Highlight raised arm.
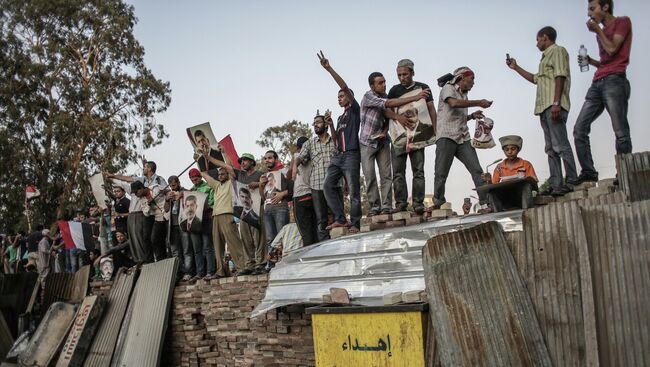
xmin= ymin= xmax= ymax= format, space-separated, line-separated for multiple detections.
xmin=446 ymin=97 xmax=492 ymax=109
xmin=324 ymin=110 xmax=338 ymax=147
xmin=587 ymin=18 xmax=627 ymax=57
xmin=506 ymin=58 xmax=535 ymax=84
xmin=317 ymin=50 xmax=354 ymax=103
xmin=104 ymin=173 xmax=134 ymax=183
xmin=202 ymin=149 xmax=235 ymax=178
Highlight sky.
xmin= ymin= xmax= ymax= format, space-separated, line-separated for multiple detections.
xmin=126 ymin=0 xmax=649 ymax=212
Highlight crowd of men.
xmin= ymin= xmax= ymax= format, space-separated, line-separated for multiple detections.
xmin=2 ymin=1 xmax=633 ymax=283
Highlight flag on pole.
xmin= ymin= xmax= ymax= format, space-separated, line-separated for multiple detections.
xmin=25 ymin=185 xmax=40 ymax=200
xmin=219 ymin=135 xmax=241 ymax=170
xmin=57 ymin=220 xmax=94 ymax=250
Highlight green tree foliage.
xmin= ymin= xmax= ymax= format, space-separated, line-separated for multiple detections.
xmin=255 ymin=120 xmax=311 ymax=164
xmin=0 ymin=0 xmax=171 ymax=230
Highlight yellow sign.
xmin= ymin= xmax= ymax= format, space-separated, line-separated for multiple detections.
xmin=311 ymin=310 xmax=426 ymax=367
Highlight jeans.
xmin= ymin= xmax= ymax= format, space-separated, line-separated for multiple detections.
xmin=69 ymin=248 xmax=86 ymax=273
xmin=151 ymin=220 xmax=167 ymax=261
xmin=311 ymin=189 xmax=331 ymax=242
xmin=434 ymin=138 xmax=486 ymax=205
xmin=360 ymin=142 xmax=393 ymax=212
xmin=263 ymin=206 xmax=290 ymax=246
xmin=169 ymin=225 xmax=194 ymax=276
xmin=324 ymin=150 xmax=361 ymax=228
xmin=540 ymin=107 xmax=578 ymax=189
xmin=574 ymin=73 xmax=632 ymax=176
xmin=190 ymin=232 xmax=216 ymax=276
xmin=293 ymin=195 xmax=318 ymax=246
xmin=392 ymin=147 xmax=425 ymax=210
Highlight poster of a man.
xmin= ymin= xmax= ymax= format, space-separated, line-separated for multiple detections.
xmin=263 ymin=171 xmax=282 ymax=205
xmin=233 ymin=186 xmax=261 ymax=228
xmin=389 ymin=89 xmax=436 ymax=155
xmin=187 ymin=122 xmax=225 ymax=175
xmin=179 ymin=190 xmax=207 ymax=233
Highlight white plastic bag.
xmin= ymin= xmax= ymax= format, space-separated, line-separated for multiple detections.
xmin=471 ymin=116 xmax=495 ymax=149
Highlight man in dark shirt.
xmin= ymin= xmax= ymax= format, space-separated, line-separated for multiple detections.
xmin=317 ymin=51 xmax=362 ymax=233
xmin=387 ymin=59 xmax=437 ymax=214
xmin=111 ymin=186 xmax=130 ymax=237
xmin=26 ymin=225 xmax=44 ymax=253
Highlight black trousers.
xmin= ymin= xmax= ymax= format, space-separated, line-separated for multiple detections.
xmin=294 ymin=194 xmax=318 ymax=246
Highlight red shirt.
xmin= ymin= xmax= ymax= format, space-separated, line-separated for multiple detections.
xmin=594 ymin=16 xmax=633 ymax=81
xmin=492 ymin=158 xmax=538 ymax=184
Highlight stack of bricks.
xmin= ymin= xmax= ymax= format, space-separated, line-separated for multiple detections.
xmin=534 ymin=178 xmax=618 ymax=206
xmin=166 ymin=274 xmax=315 ymax=367
xmin=359 ymin=211 xmax=424 ymax=233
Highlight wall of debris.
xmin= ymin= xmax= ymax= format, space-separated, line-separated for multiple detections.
xmin=91 ymin=274 xmax=316 ymax=367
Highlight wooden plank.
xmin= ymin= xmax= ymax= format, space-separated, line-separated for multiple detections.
xmin=422 ymin=222 xmax=552 ymax=366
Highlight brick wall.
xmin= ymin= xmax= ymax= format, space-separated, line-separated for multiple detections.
xmin=93 ymin=275 xmax=316 ymax=367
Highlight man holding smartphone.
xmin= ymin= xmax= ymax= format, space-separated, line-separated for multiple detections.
xmin=506 ymin=26 xmax=578 ymax=196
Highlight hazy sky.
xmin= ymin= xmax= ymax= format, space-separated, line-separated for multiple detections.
xmin=127 ymin=0 xmax=649 ymax=212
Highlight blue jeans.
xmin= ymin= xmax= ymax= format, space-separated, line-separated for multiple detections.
xmin=312 ymin=189 xmax=331 ymax=242
xmin=190 ymin=232 xmax=216 ymax=276
xmin=574 ymin=73 xmax=632 ymax=176
xmin=170 ymin=226 xmax=194 ymax=276
xmin=540 ymin=107 xmax=578 ymax=189
xmin=263 ymin=206 xmax=290 ymax=246
xmin=323 ymin=150 xmax=361 ymax=228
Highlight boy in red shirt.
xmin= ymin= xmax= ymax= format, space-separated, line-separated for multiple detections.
xmin=490 ymin=135 xmax=538 ymax=184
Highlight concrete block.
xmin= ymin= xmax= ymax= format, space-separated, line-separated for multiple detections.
xmin=329 ymin=227 xmax=348 ymax=239
xmin=564 ymin=190 xmax=588 ymax=201
xmin=405 ymin=216 xmax=424 ymax=226
xmin=360 ymin=217 xmax=372 ymax=226
xmin=588 ymin=185 xmax=614 ymax=198
xmin=573 ymin=181 xmax=597 ymax=191
xmin=322 ymin=294 xmax=332 ymax=303
xmin=440 ymin=202 xmax=453 ymax=210
xmin=360 ymin=225 xmax=371 ymax=233
xmin=533 ymin=195 xmax=555 ymax=206
xmin=430 ymin=209 xmax=453 ymax=220
xmin=391 ymin=211 xmax=411 ymax=221
xmin=382 ymin=292 xmax=403 ymax=305
xmin=598 ymin=178 xmax=617 ymax=188
xmin=401 ymin=290 xmax=423 ymax=303
xmin=361 ymin=222 xmax=387 ymax=232
xmin=419 ymin=291 xmax=428 ymax=303
xmin=371 ymin=214 xmax=392 ymax=223
xmin=329 ymin=288 xmax=350 ymax=304
xmin=385 ymin=220 xmax=405 ymax=228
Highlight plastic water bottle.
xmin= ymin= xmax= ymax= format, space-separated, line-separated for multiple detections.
xmin=579 ymin=45 xmax=589 ymax=72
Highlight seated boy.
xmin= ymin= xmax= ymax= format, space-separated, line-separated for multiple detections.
xmin=481 ymin=135 xmax=538 ymax=211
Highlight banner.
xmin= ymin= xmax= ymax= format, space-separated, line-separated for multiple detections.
xmin=388 ymin=88 xmax=436 ymax=156
xmin=233 ymin=181 xmax=262 ymax=229
xmin=89 ymin=173 xmax=109 ymax=209
xmin=179 ymin=190 xmax=208 ymax=233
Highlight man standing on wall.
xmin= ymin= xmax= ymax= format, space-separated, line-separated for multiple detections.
xmin=574 ymin=0 xmax=633 ymax=184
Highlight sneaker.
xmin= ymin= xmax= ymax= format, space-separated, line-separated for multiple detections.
xmin=573 ymin=173 xmax=598 ymax=185
xmin=238 ymin=268 xmax=254 ymax=275
xmin=413 ymin=206 xmax=425 ymax=215
xmin=539 ymin=187 xmax=554 ymax=196
xmin=181 ymin=274 xmax=192 ymax=282
xmin=204 ymin=274 xmax=220 ymax=281
xmin=380 ymin=208 xmax=392 ymax=215
xmin=392 ymin=206 xmax=408 ymax=214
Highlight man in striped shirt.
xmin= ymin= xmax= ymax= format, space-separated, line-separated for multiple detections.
xmin=507 ymin=26 xmax=578 ymax=196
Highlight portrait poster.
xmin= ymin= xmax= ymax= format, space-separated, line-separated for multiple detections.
xmin=388 ymin=88 xmax=436 ymax=156
xmin=89 ymin=173 xmax=109 ymax=209
xmin=179 ymin=190 xmax=208 ymax=233
xmin=233 ymin=181 xmax=262 ymax=229
xmin=100 ymin=257 xmax=113 ymax=281
xmin=186 ymin=123 xmax=241 ymax=175
xmin=262 ymin=171 xmax=283 ymax=207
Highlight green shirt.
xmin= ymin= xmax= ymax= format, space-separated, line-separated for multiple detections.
xmin=533 ymin=44 xmax=571 ymax=115
xmin=191 ymin=181 xmax=215 ymax=208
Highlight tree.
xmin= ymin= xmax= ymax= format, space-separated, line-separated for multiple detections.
xmin=256 ymin=120 xmax=311 ymax=164
xmin=0 ymin=0 xmax=171 ymax=231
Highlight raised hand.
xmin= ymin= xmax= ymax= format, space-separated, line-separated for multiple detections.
xmin=506 ymin=57 xmax=518 ymax=69
xmin=586 ymin=18 xmax=599 ymax=33
xmin=317 ymin=50 xmax=330 ymax=69
xmin=478 ymin=99 xmax=492 ymax=108
xmin=324 ymin=110 xmax=333 ymax=126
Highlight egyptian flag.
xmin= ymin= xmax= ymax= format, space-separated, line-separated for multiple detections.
xmin=57 ymin=220 xmax=94 ymax=250
xmin=25 ymin=185 xmax=40 ymax=200
xmin=218 ymin=135 xmax=241 ymax=170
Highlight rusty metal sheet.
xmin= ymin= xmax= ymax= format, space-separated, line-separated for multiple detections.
xmin=55 ymin=295 xmax=106 ymax=367
xmin=112 ymin=258 xmax=178 ymax=367
xmin=42 ymin=266 xmax=90 ymax=312
xmin=580 ymin=200 xmax=650 ymax=367
xmin=422 ymin=222 xmax=552 ymax=366
xmin=616 ymin=151 xmax=650 ymax=202
xmin=84 ymin=268 xmax=137 ymax=367
xmin=18 ymin=302 xmax=77 ymax=367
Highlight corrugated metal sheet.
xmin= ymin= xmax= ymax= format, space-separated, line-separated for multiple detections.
xmin=580 ymin=200 xmax=650 ymax=367
xmin=422 ymin=221 xmax=552 ymax=366
xmin=42 ymin=266 xmax=90 ymax=312
xmin=616 ymin=151 xmax=650 ymax=202
xmin=113 ymin=258 xmax=178 ymax=367
xmin=18 ymin=302 xmax=77 ymax=367
xmin=0 ymin=272 xmax=38 ymax=337
xmin=0 ymin=312 xmax=13 ymax=359
xmin=84 ymin=268 xmax=137 ymax=367
xmin=252 ymin=210 xmax=523 ymax=317
xmin=110 ymin=281 xmax=138 ymax=367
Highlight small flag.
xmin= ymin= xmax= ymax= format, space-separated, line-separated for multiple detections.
xmin=219 ymin=135 xmax=241 ymax=170
xmin=25 ymin=185 xmax=40 ymax=200
xmin=57 ymin=220 xmax=95 ymax=251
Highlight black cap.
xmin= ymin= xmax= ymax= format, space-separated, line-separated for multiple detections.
xmin=130 ymin=181 xmax=144 ymax=192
